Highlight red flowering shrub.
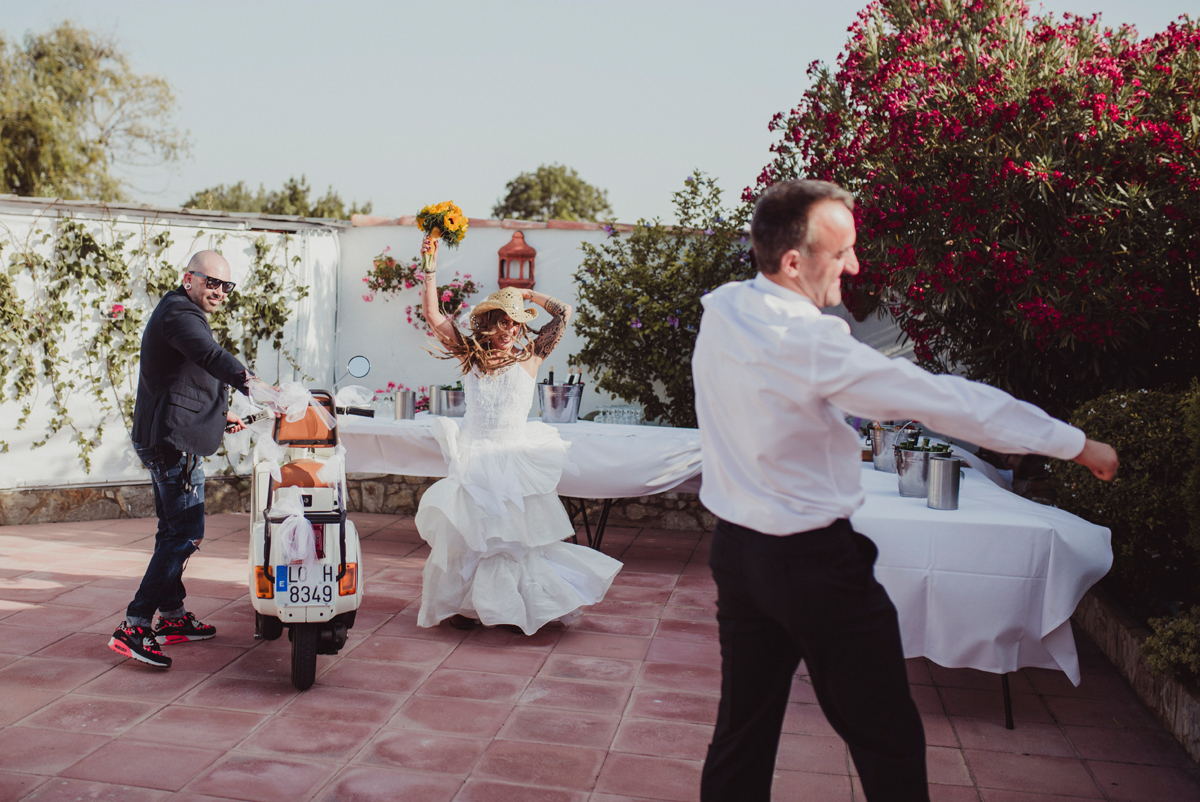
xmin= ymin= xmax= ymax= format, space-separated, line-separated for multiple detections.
xmin=751 ymin=0 xmax=1199 ymax=415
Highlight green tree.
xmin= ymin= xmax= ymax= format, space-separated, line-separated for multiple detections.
xmin=573 ymin=171 xmax=749 ymax=428
xmin=0 ymin=22 xmax=189 ymax=201
xmin=492 ymin=163 xmax=612 ymax=222
xmin=184 ymin=174 xmax=371 ymax=220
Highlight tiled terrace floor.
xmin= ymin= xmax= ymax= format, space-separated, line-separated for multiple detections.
xmin=1 ymin=512 xmax=1198 ymax=802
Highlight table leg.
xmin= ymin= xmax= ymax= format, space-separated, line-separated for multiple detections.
xmin=560 ymin=497 xmax=616 ymax=552
xmin=591 ymin=499 xmax=615 ymax=551
xmin=1002 ymin=673 xmax=1014 ymax=730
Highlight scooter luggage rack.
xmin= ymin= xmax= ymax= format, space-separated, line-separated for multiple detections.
xmin=259 ymin=390 xmax=350 ymax=584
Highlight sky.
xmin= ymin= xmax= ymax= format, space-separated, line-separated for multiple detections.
xmin=2 ymin=0 xmax=1193 ymax=223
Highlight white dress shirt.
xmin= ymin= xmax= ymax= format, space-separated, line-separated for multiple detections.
xmin=692 ymin=274 xmax=1086 ymax=536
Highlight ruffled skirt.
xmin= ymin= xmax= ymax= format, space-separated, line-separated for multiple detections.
xmin=415 ymin=417 xmax=622 ymax=634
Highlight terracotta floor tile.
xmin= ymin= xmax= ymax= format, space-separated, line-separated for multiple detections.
xmin=20 ymin=694 xmax=159 ymax=736
xmin=951 ymin=717 xmax=1075 ymax=757
xmin=612 ymin=717 xmax=714 ymax=761
xmin=659 ymin=605 xmax=714 ymax=623
xmin=279 ymin=684 xmax=402 ymax=725
xmin=1043 ymin=694 xmax=1161 ymax=730
xmin=610 ymin=572 xmax=678 ymax=590
xmin=20 ymin=778 xmax=171 ymax=801
xmin=908 ymin=658 xmax=936 ymax=685
xmin=0 ymin=687 xmax=61 ymax=727
xmin=123 ymin=706 xmax=265 ymax=750
xmin=922 ymin=714 xmax=960 ymax=748
xmin=453 ymin=778 xmax=588 ymax=801
xmin=314 ymin=766 xmax=461 ymax=802
xmin=316 ymin=657 xmax=431 ymax=694
xmin=594 ymin=752 xmax=703 ymax=801
xmin=539 ymin=653 xmax=641 ymax=685
xmin=177 ymin=675 xmax=299 ymax=714
xmin=929 ymin=663 xmax=1034 ymax=693
xmin=184 ymin=754 xmax=337 ymax=802
xmin=76 ymin=666 xmax=207 ymax=701
xmin=442 ymin=644 xmax=548 ymax=675
xmin=653 ymin=618 xmax=718 ymax=643
xmin=499 ymin=706 xmax=620 ymax=749
xmin=61 ymin=739 xmax=221 ymax=791
xmin=938 ymin=688 xmax=1053 ymax=724
xmin=772 ymin=732 xmax=850 ymax=775
xmin=465 ymin=625 xmax=564 ymax=650
xmin=520 ymin=678 xmax=632 ymax=714
xmin=964 ymin=750 xmax=1102 ymax=798
xmin=585 ymin=599 xmax=664 ymax=619
xmin=358 ymin=728 xmax=488 ymax=774
xmin=31 ymin=632 xmax=126 ymax=665
xmin=0 ymin=770 xmax=45 ymax=801
xmin=602 ymin=585 xmax=672 ymax=605
xmin=927 ymin=745 xmax=975 ymax=786
xmin=157 ymin=643 xmax=247 ymax=674
xmin=978 ymin=790 xmax=1096 ymax=802
xmin=626 ymin=688 xmax=719 ymax=725
xmin=349 ymin=634 xmax=458 ymax=664
xmin=928 ymin=783 xmax=983 ymax=801
xmin=1086 ymin=760 xmax=1200 ymax=802
xmin=219 ymin=642 xmax=292 ymax=680
xmin=44 ymin=584 xmax=134 ymax=612
xmin=4 ymin=603 xmax=114 ymax=631
xmin=415 ymin=668 xmax=529 ymax=702
xmin=575 ymin=614 xmax=659 ymax=638
xmin=782 ymin=702 xmax=839 ymax=737
xmin=0 ymin=624 xmax=72 ymax=656
xmin=643 ymin=638 xmax=721 ymax=669
xmin=771 ymin=769 xmax=855 ymax=801
xmin=473 ymin=740 xmax=606 ymax=790
xmin=0 ymin=727 xmax=110 ymax=774
xmin=387 ymin=696 xmax=513 ymax=737
xmin=1064 ymin=724 xmax=1194 ymax=767
xmin=666 ymin=588 xmax=716 ymax=609
xmin=238 ymin=714 xmax=378 ymax=759
xmin=553 ymin=631 xmax=650 ymax=661
xmin=0 ymin=656 xmax=111 ymax=692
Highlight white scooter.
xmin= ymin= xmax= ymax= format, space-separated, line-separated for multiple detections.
xmin=246 ymin=389 xmax=370 ymax=690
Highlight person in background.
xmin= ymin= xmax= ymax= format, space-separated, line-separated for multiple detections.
xmin=109 ymin=250 xmax=263 ymax=668
xmin=691 ymin=179 xmax=1118 ymax=802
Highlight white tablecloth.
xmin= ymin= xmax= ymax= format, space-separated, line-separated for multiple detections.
xmin=338 ymin=414 xmax=1111 ymax=683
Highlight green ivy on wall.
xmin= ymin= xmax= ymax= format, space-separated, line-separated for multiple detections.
xmin=0 ymin=213 xmax=309 ymax=473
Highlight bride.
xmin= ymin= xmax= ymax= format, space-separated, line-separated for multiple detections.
xmin=414 ymin=237 xmax=622 ymax=634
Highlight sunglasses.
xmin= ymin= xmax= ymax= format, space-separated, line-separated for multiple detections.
xmin=188 ymin=271 xmax=236 ymax=294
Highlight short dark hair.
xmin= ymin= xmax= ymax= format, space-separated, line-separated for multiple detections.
xmin=750 ymin=180 xmax=854 ymax=275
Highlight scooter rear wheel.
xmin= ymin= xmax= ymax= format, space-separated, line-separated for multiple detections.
xmin=291 ymin=623 xmax=318 ymax=690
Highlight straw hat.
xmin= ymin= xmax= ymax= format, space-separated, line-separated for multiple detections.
xmin=469 ymin=287 xmax=538 ymax=325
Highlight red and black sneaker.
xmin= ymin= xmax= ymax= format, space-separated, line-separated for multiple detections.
xmin=108 ymin=621 xmax=171 ymax=668
xmin=154 ymin=612 xmax=216 ymax=644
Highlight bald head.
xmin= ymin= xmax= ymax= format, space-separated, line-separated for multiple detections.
xmin=183 ymin=250 xmax=234 ymax=314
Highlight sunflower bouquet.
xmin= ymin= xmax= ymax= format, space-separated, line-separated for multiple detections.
xmin=416 ymin=201 xmax=468 ymax=273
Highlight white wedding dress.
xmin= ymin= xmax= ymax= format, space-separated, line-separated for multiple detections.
xmin=415 ymin=364 xmax=622 ymax=634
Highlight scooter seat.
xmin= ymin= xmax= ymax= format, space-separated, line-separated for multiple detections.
xmin=277 ymin=459 xmax=330 ymax=489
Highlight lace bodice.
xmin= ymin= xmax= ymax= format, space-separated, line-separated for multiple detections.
xmin=461 ymin=365 xmax=535 ymax=442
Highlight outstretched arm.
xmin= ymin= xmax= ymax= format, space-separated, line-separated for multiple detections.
xmin=420 ymin=238 xmax=458 ymax=343
xmin=523 ymin=289 xmax=571 ymax=365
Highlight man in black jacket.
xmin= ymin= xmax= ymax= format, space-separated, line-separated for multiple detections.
xmin=109 ymin=250 xmax=258 ymax=668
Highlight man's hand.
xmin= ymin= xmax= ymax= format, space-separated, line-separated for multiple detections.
xmin=1073 ymin=438 xmax=1118 ymax=481
xmin=225 ymin=410 xmax=246 ymax=433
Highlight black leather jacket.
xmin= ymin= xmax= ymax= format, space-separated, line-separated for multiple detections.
xmin=130 ymin=288 xmax=250 ymax=456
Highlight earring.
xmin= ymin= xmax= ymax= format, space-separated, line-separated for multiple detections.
xmin=184 ymin=284 xmax=191 ymax=290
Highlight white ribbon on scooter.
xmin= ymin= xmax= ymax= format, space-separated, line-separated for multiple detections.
xmin=315 ymin=443 xmax=347 ymax=486
xmin=335 ymin=385 xmax=374 ymax=408
xmin=273 ymin=486 xmax=318 ymax=565
xmin=248 ymin=379 xmax=337 ymax=429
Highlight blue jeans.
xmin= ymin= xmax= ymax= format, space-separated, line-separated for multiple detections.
xmin=126 ymin=442 xmax=206 ymax=628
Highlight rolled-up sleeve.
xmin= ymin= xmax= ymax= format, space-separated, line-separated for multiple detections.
xmin=162 ymin=305 xmax=250 ymax=395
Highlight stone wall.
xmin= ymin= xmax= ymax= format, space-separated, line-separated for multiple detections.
xmin=1072 ymin=587 xmax=1200 ymax=763
xmin=0 ymin=473 xmax=716 ymax=534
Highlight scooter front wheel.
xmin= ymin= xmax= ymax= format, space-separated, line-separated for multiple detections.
xmin=291 ymin=623 xmax=318 ymax=690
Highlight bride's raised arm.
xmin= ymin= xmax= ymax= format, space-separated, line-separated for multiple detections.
xmin=524 ymin=289 xmax=571 ymax=365
xmin=420 ymin=238 xmax=458 ymax=343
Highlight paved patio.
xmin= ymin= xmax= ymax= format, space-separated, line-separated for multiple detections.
xmin=1 ymin=512 xmax=1198 ymax=801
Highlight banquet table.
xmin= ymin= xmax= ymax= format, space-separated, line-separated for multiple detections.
xmin=338 ymin=414 xmax=1111 ymax=686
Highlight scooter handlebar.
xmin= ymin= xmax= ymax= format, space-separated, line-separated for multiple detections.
xmin=336 ymin=406 xmax=375 ymax=418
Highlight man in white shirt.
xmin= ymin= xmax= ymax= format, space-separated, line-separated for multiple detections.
xmin=692 ymin=179 xmax=1118 ymax=802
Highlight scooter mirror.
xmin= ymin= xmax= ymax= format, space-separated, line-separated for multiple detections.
xmin=346 ymin=355 xmax=370 ymax=379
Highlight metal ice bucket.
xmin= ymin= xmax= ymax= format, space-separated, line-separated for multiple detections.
xmin=871 ymin=426 xmax=918 ymax=473
xmin=439 ymin=389 xmax=466 ymax=417
xmin=927 ymin=456 xmax=963 ymax=510
xmin=394 ymin=391 xmax=415 ymax=420
xmin=895 ymin=447 xmax=932 ymax=498
xmin=538 ymin=383 xmax=583 ymax=424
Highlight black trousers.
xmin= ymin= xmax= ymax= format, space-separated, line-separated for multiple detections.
xmin=700 ymin=518 xmax=929 ymax=802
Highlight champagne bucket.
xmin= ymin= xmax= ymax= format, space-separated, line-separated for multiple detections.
xmin=871 ymin=426 xmax=918 ymax=473
xmin=895 ymin=448 xmax=932 ymax=498
xmin=927 ymin=456 xmax=963 ymax=510
xmin=440 ymin=389 xmax=466 ymax=417
xmin=538 ymin=383 xmax=583 ymax=424
xmin=394 ymin=391 xmax=415 ymax=420
xmin=429 ymin=388 xmax=442 ymax=416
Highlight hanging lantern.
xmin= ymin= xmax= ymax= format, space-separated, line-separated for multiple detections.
xmin=497 ymin=231 xmax=536 ymax=290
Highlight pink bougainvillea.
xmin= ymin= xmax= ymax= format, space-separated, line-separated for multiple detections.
xmin=362 ymin=249 xmax=479 ymax=336
xmin=750 ymin=0 xmax=1199 ymax=414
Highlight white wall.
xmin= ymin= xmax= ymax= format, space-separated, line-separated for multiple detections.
xmin=0 ymin=206 xmax=340 ymax=489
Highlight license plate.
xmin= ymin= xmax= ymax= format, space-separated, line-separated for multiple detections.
xmin=275 ymin=564 xmax=336 ymax=606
